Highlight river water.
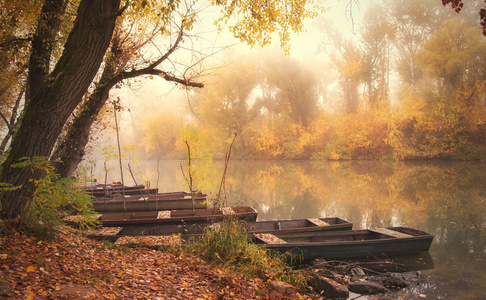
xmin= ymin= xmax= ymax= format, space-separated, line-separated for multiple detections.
xmin=89 ymin=159 xmax=486 ymax=299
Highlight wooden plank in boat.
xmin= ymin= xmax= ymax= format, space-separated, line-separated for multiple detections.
xmin=370 ymin=228 xmax=413 ymax=238
xmin=307 ymin=218 xmax=330 ymax=226
xmin=157 ymin=210 xmax=171 ymax=219
xmin=221 ymin=207 xmax=236 ymax=216
xmin=254 ymin=233 xmax=287 ymax=244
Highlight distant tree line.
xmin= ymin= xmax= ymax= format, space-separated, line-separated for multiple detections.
xmin=141 ymin=0 xmax=486 ymax=161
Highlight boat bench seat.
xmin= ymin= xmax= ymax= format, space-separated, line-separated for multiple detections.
xmin=157 ymin=210 xmax=171 ymax=219
xmin=254 ymin=233 xmax=287 ymax=244
xmin=221 ymin=207 xmax=236 ymax=216
xmin=370 ymin=228 xmax=413 ymax=238
xmin=307 ymin=218 xmax=330 ymax=226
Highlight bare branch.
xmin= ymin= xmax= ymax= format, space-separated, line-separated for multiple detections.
xmin=215 ymin=133 xmax=237 ymax=208
xmin=109 ymin=20 xmax=204 ymax=88
xmin=345 ymin=0 xmax=361 ymax=34
xmin=146 ymin=21 xmax=186 ymax=70
xmin=0 ymin=112 xmax=10 ymax=132
xmin=116 ymin=3 xmax=129 ymax=16
xmin=157 ymin=70 xmax=204 ymax=88
xmin=0 ymin=37 xmax=31 ymax=49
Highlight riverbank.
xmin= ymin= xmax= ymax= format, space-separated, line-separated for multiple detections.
xmin=0 ymin=223 xmax=315 ymax=299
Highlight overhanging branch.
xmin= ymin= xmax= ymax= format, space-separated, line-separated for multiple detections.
xmin=152 ymin=69 xmax=204 ymax=88
xmin=105 ymin=20 xmax=203 ymax=89
xmin=147 ymin=21 xmax=186 ymax=70
xmin=0 ymin=37 xmax=31 ymax=49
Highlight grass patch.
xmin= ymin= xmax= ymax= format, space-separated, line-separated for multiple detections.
xmin=183 ymin=218 xmax=308 ymax=288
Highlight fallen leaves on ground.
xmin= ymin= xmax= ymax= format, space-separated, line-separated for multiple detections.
xmin=0 ymin=223 xmax=317 ymax=299
xmin=114 ymin=235 xmax=181 ymax=247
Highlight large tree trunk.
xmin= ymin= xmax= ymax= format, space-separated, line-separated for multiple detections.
xmin=52 ymin=69 xmax=117 ymax=178
xmin=27 ymin=0 xmax=69 ymax=103
xmin=344 ymin=79 xmax=359 ymax=114
xmin=0 ymin=0 xmax=120 ymax=219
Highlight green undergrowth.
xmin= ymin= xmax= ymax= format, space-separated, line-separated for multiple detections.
xmin=182 ymin=218 xmax=309 ymax=289
xmin=0 ymin=157 xmax=99 ymax=237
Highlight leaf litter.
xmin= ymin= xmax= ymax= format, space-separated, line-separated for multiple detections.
xmin=0 ymin=223 xmax=317 ymax=299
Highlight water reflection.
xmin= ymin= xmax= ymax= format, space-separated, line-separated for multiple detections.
xmin=356 ymin=252 xmax=435 ymax=273
xmin=89 ymin=159 xmax=486 ymax=299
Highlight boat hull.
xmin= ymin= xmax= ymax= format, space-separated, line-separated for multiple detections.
xmin=254 ymin=227 xmax=434 ymax=262
xmin=119 ymin=217 xmax=353 ymax=235
xmin=84 ymin=184 xmax=159 ymax=197
xmin=88 ymin=188 xmax=160 ymax=197
xmin=92 ymin=192 xmax=208 ymax=212
xmin=100 ymin=206 xmax=258 ymax=226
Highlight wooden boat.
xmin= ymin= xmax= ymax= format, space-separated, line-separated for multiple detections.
xmin=253 ymin=227 xmax=434 ymax=262
xmin=87 ymin=217 xmax=353 ymax=243
xmin=99 ymin=206 xmax=258 ymax=226
xmin=85 ymin=183 xmax=159 ymax=198
xmin=91 ymin=187 xmax=159 ymax=197
xmin=91 ymin=192 xmax=208 ymax=213
xmin=119 ymin=217 xmax=353 ymax=236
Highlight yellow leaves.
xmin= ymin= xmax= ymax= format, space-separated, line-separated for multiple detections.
xmin=336 ymin=54 xmax=363 ymax=80
xmin=25 ymin=286 xmax=35 ymax=300
xmin=224 ymin=136 xmax=236 ymax=144
xmin=401 ymin=94 xmax=426 ymax=121
xmin=329 ymin=151 xmax=341 ymax=161
xmin=418 ymin=17 xmax=486 ymax=83
xmin=331 ymin=110 xmax=391 ymax=159
xmin=253 ymin=126 xmax=283 ymax=158
xmin=214 ymin=0 xmax=324 ymax=51
xmin=24 ymin=286 xmax=48 ymax=300
xmin=26 ymin=265 xmax=36 ymax=273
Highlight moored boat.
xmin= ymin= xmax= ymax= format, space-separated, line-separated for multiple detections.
xmin=84 ymin=182 xmax=158 ymax=197
xmin=100 ymin=206 xmax=258 ymax=226
xmin=91 ymin=192 xmax=208 ymax=212
xmin=253 ymin=227 xmax=434 ymax=262
xmin=119 ymin=217 xmax=353 ymax=236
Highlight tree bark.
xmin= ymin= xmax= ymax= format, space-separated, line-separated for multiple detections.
xmin=52 ymin=68 xmax=116 ymax=178
xmin=27 ymin=0 xmax=69 ymax=103
xmin=0 ymin=0 xmax=120 ymax=219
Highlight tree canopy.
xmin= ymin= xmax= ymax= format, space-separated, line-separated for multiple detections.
xmin=0 ymin=0 xmax=323 ymax=219
xmin=138 ymin=0 xmax=486 ymax=162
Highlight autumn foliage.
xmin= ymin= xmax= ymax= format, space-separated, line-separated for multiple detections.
xmin=0 ymin=223 xmax=310 ymax=299
xmin=140 ymin=2 xmax=486 ymax=161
